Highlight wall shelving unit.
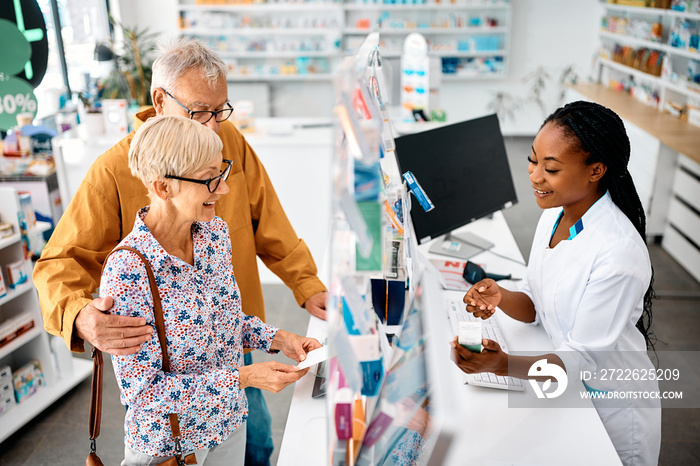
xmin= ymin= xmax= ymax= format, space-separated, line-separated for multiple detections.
xmin=342 ymin=0 xmax=511 ymax=79
xmin=0 ymin=187 xmax=92 ymax=444
xmin=573 ymin=2 xmax=700 ymax=282
xmin=597 ymin=1 xmax=700 ymax=111
xmin=177 ymin=1 xmax=344 ymax=81
xmin=176 ymin=0 xmax=511 ymax=82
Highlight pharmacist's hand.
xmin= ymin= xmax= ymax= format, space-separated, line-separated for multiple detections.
xmin=463 ymin=279 xmax=500 ymax=319
xmin=271 ymin=329 xmax=322 ymax=363
xmin=74 ymin=296 xmax=153 ymax=356
xmin=304 ymin=292 xmax=328 ymax=320
xmin=450 ymin=337 xmax=508 ymax=376
xmin=239 ymin=361 xmax=308 ymax=393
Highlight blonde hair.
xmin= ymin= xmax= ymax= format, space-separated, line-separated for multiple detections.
xmin=150 ymin=37 xmax=228 ymax=95
xmin=129 ymin=116 xmax=223 ymax=192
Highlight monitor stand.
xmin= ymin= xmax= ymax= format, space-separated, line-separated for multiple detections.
xmin=428 ymin=231 xmax=494 ymax=261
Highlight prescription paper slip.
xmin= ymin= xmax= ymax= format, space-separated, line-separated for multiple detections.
xmin=296 ymin=346 xmax=336 ymax=371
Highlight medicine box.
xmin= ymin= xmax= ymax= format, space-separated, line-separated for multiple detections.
xmin=13 ymin=359 xmax=45 ymax=403
xmin=0 ymin=311 xmax=35 ymax=349
xmin=0 ymin=271 xmax=6 ymax=299
xmin=0 ymin=365 xmax=12 ymax=383
xmin=0 ymin=365 xmax=15 ymax=416
xmin=6 ymin=260 xmax=28 ymax=289
xmin=0 ymin=380 xmax=12 ymax=399
xmin=0 ymin=393 xmax=14 ymax=416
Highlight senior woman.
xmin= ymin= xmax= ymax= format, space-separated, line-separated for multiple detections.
xmin=99 ymin=115 xmax=320 ymax=466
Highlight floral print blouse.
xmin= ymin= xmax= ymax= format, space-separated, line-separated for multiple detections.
xmin=100 ymin=207 xmax=278 ymax=457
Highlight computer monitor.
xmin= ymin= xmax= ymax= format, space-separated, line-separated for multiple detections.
xmin=394 ymin=114 xmax=517 ymax=256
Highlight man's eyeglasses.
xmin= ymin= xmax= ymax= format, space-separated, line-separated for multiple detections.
xmin=165 ymin=159 xmax=232 ymax=193
xmin=160 ymin=88 xmax=234 ymax=124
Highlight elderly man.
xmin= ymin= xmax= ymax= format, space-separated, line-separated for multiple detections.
xmin=34 ymin=37 xmax=327 ymax=466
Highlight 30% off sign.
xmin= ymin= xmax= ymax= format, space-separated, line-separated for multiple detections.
xmin=0 ymin=73 xmax=38 ymax=130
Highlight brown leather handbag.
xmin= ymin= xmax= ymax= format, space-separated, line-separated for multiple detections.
xmin=87 ymin=246 xmax=196 ymax=466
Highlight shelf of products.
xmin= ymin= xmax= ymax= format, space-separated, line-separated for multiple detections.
xmin=0 ymin=187 xmax=91 ymax=444
xmin=0 ymin=281 xmax=32 ymax=308
xmin=177 ymin=0 xmax=344 ymax=80
xmin=343 ymin=0 xmax=510 ymax=79
xmin=598 ymin=0 xmax=700 ymax=118
xmin=176 ymin=0 xmax=511 ymax=81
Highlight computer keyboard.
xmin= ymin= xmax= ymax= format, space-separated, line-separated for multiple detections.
xmin=446 ymin=298 xmax=524 ymax=391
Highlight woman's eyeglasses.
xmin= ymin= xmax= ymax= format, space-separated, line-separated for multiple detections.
xmin=160 ymin=88 xmax=234 ymax=124
xmin=165 ymin=159 xmax=232 ymax=193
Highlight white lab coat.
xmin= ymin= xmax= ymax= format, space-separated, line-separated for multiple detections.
xmin=521 ymin=192 xmax=661 ymax=466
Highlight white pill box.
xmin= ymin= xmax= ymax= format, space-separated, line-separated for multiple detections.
xmin=458 ymin=321 xmax=483 ymax=353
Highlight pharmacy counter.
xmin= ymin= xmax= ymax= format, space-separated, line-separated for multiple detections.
xmin=278 ymin=212 xmax=621 ymax=466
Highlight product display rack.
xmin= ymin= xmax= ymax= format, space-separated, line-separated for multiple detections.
xmin=177 ymin=0 xmax=344 ymax=80
xmin=342 ymin=0 xmax=511 ymax=79
xmin=597 ymin=1 xmax=700 ymax=112
xmin=0 ymin=187 xmax=91 ymax=444
xmin=175 ymin=0 xmax=511 ymax=81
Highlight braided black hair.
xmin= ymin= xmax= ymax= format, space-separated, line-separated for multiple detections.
xmin=542 ymin=100 xmax=656 ymax=349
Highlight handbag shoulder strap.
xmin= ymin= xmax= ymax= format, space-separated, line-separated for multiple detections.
xmin=109 ymin=246 xmax=171 ymax=370
xmin=89 ymin=245 xmax=193 ymax=463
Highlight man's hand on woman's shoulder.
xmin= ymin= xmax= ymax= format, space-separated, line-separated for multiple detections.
xmin=74 ymin=296 xmax=153 ymax=355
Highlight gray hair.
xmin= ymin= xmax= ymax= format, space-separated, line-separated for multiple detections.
xmin=150 ymin=37 xmax=228 ymax=95
xmin=129 ymin=115 xmax=223 ymax=193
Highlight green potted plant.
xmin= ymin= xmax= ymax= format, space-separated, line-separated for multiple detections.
xmin=99 ymin=19 xmax=158 ymax=108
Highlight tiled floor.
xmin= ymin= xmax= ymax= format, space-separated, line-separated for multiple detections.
xmin=1 ymin=137 xmax=698 ymax=465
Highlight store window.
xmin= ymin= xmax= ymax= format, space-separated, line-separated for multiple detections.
xmin=34 ymin=0 xmax=110 ymax=119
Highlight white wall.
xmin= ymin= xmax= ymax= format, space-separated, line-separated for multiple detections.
xmin=111 ymin=0 xmax=603 ymax=135
xmin=111 ymin=0 xmax=179 ymax=37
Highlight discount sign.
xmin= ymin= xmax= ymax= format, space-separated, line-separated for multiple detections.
xmin=0 ymin=18 xmax=38 ymax=131
xmin=0 ymin=75 xmax=38 ymax=129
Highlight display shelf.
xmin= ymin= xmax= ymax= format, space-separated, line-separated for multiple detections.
xmin=177 ymin=1 xmax=511 ymax=89
xmin=599 ymin=31 xmax=700 ymax=60
xmin=429 ymin=49 xmax=508 ymax=56
xmin=178 ymin=0 xmax=344 ymax=89
xmin=0 ymin=186 xmax=92 ymax=445
xmin=667 ymin=9 xmax=700 ymax=21
xmin=177 ymin=3 xmax=343 ymax=12
xmin=343 ymin=1 xmax=511 ymax=81
xmin=375 ymin=49 xmax=507 ymax=58
xmin=441 ymin=72 xmax=507 ymax=80
xmin=598 ymin=1 xmax=700 ymax=114
xmin=219 ymin=51 xmax=338 ymax=59
xmin=0 ymin=233 xmax=21 ymax=251
xmin=0 ymin=281 xmax=33 ymax=308
xmin=599 ymin=58 xmax=700 ymax=99
xmin=600 ymin=57 xmax=662 ymax=82
xmin=602 ymin=4 xmax=669 ymax=16
xmin=0 ymin=358 xmax=93 ymax=444
xmin=343 ymin=26 xmax=507 ymax=34
xmin=603 ymin=3 xmax=700 ymax=21
xmin=0 ymin=326 xmax=42 ymax=360
xmin=181 ymin=27 xmax=340 ymax=36
xmin=343 ymin=2 xmax=511 ymax=11
xmin=664 ymin=45 xmax=700 ymax=60
xmin=600 ymin=30 xmax=664 ymax=50
xmin=227 ymin=73 xmax=335 ymax=81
